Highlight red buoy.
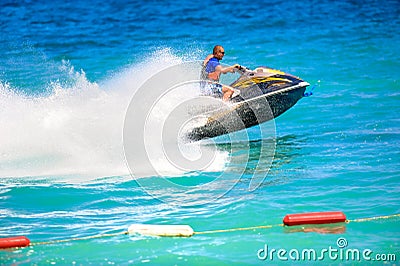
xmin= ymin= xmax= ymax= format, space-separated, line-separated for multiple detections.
xmin=283 ymin=211 xmax=346 ymax=226
xmin=0 ymin=236 xmax=30 ymax=249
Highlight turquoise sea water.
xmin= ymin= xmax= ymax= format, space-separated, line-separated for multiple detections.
xmin=1 ymin=0 xmax=399 ymax=264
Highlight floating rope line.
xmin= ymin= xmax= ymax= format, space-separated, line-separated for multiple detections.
xmin=30 ymin=231 xmax=128 ymax=246
xmin=1 ymin=213 xmax=399 ymax=249
xmin=194 ymin=224 xmax=283 ymax=235
xmin=346 ymin=213 xmax=400 ymax=223
xmin=194 ymin=211 xmax=400 ymax=235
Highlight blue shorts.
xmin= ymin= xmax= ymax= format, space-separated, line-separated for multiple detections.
xmin=200 ymin=81 xmax=223 ymax=96
xmin=211 ymin=83 xmax=223 ymax=93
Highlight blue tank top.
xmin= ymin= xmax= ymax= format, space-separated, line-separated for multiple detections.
xmin=205 ymin=57 xmax=220 ymax=73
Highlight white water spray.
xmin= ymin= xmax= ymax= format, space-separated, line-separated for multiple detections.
xmin=0 ymin=50 xmax=228 ymax=180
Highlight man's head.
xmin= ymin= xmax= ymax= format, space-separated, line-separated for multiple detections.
xmin=213 ymin=45 xmax=225 ymax=60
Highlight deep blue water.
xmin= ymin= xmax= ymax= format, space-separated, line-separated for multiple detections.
xmin=1 ymin=0 xmax=399 ymax=264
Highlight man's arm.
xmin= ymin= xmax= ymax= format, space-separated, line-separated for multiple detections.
xmin=216 ymin=64 xmax=240 ymax=74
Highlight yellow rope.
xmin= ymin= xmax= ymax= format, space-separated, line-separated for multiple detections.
xmin=195 ymin=213 xmax=400 ymax=235
xmin=194 ymin=224 xmax=283 ymax=235
xmin=347 ymin=213 xmax=400 ymax=223
xmin=30 ymin=231 xmax=128 ymax=246
xmin=28 ymin=213 xmax=400 ymax=246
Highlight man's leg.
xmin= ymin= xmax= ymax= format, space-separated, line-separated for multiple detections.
xmin=222 ymin=86 xmax=234 ymax=101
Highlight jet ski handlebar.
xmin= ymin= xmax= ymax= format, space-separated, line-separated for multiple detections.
xmin=234 ymin=64 xmax=248 ymax=73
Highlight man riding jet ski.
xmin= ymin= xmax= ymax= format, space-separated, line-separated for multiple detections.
xmin=188 ymin=46 xmax=309 ymax=141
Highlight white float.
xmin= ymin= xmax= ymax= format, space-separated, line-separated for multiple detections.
xmin=128 ymin=224 xmax=194 ymax=237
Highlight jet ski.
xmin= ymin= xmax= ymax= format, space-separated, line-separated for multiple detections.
xmin=186 ymin=66 xmax=310 ymax=141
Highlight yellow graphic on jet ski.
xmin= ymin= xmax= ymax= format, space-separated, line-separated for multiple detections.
xmin=234 ymin=76 xmax=292 ymax=89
